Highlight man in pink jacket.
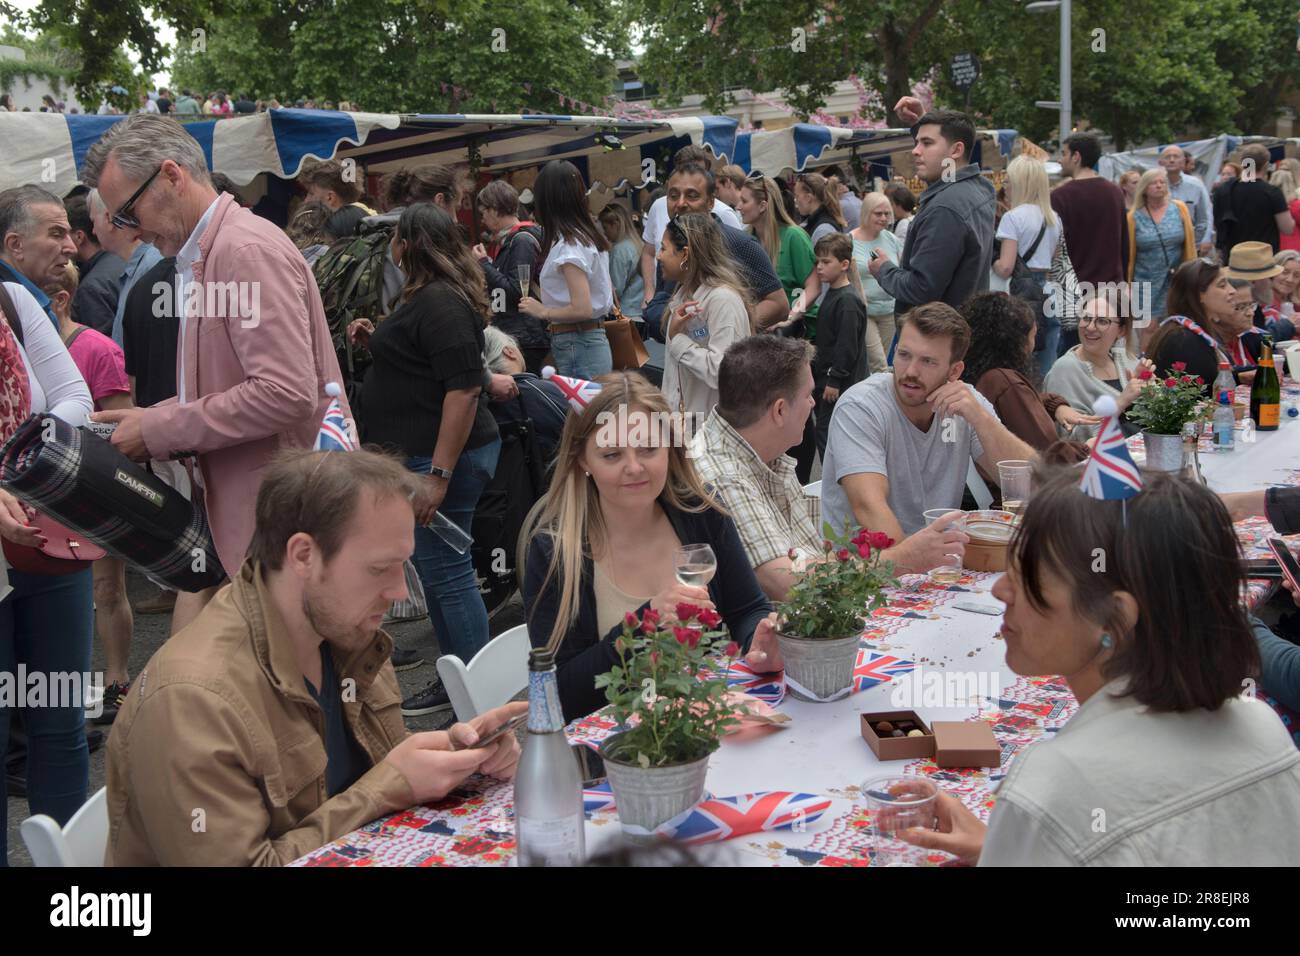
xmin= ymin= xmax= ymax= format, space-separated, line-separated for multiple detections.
xmin=82 ymin=115 xmax=351 ymax=629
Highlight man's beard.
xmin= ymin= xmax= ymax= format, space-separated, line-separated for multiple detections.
xmin=302 ymin=592 xmax=374 ymax=648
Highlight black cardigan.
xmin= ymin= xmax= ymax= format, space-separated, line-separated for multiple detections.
xmin=523 ymin=498 xmax=773 ymax=722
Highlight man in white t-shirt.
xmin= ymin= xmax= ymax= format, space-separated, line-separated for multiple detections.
xmin=639 ymin=144 xmax=741 ymax=309
xmin=822 ymin=303 xmax=1033 ymax=552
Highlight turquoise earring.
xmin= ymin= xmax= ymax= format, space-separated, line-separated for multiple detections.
xmin=1100 ymin=633 xmax=1114 ymax=650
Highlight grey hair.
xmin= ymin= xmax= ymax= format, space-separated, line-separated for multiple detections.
xmin=1275 ymin=249 xmax=1300 ymax=268
xmin=81 ymin=114 xmax=211 ymax=189
xmin=482 ymin=325 xmax=519 ymax=373
xmin=86 ymin=188 xmax=107 ymax=219
xmin=0 ymin=185 xmax=64 ymax=245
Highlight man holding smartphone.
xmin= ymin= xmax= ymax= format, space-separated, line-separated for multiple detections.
xmin=105 ymin=448 xmax=525 ymax=866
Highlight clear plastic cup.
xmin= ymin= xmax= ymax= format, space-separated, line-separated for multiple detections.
xmin=923 ymin=508 xmax=964 ymax=527
xmin=862 ymin=775 xmax=939 ymax=864
xmin=996 ymin=460 xmax=1033 ymax=519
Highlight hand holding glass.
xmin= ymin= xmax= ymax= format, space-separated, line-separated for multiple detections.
xmin=674 ymin=544 xmax=717 ymax=588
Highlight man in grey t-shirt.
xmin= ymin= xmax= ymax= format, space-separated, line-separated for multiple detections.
xmin=822 ymin=303 xmax=1035 ymax=564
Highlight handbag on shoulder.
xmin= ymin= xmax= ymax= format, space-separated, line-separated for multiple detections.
xmin=602 ymin=304 xmax=649 ymax=370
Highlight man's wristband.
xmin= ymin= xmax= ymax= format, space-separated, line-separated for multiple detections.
xmin=429 ymin=465 xmax=454 ymax=480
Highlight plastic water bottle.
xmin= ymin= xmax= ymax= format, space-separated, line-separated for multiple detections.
xmin=426 ymin=511 xmax=473 ymax=554
xmin=1213 ymin=391 xmax=1235 ymax=451
xmin=1213 ymin=361 xmax=1235 ymax=406
xmin=683 ymin=301 xmax=710 ymax=345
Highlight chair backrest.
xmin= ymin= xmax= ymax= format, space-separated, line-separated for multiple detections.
xmin=21 ymin=786 xmax=108 ymax=867
xmin=435 ymin=623 xmax=532 ymax=722
xmin=966 ymin=461 xmax=994 ymax=510
xmin=803 ymin=480 xmax=821 ymax=498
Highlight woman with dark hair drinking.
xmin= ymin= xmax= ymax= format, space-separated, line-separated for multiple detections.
xmin=519 ymin=160 xmax=614 ymax=379
xmin=899 ymin=469 xmax=1300 ymax=865
xmin=350 ymin=203 xmax=500 ymax=711
xmin=522 ymin=373 xmax=779 ymax=721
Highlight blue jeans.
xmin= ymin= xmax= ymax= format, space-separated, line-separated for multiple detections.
xmin=0 ymin=567 xmax=93 ymax=866
xmin=1026 ymin=270 xmax=1060 ymax=380
xmin=406 ymin=439 xmax=501 ymax=662
xmin=551 ymin=329 xmax=612 ymax=380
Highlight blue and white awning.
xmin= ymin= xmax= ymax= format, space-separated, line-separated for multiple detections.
xmin=0 ymin=109 xmax=1009 ymax=196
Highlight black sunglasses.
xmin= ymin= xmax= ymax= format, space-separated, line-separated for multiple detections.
xmin=111 ymin=165 xmax=163 ymax=229
xmin=664 ymin=217 xmax=688 ymax=245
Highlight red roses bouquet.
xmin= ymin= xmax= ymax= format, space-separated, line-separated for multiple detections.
xmin=1129 ymin=361 xmax=1208 ymax=436
xmin=776 ymin=524 xmax=899 ymax=641
xmin=596 ymin=603 xmax=745 ymax=767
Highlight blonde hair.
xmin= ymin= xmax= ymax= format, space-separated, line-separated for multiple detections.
xmin=666 ymin=212 xmax=753 ymax=319
xmin=597 ymin=201 xmax=643 ymax=255
xmin=523 ymin=373 xmax=722 ymax=652
xmin=1132 ymin=167 xmax=1169 ymax=215
xmin=741 ymin=176 xmax=799 ymax=265
xmin=857 ymin=192 xmax=894 ymax=232
xmin=795 ymin=173 xmax=847 ymax=228
xmin=1005 ymin=155 xmax=1056 ymax=227
xmin=1271 ymin=169 xmax=1298 ymax=204
xmin=50 ymin=260 xmax=79 ymax=301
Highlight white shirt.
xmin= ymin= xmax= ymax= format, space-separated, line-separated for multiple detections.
xmin=174 ymin=197 xmax=221 ymax=404
xmin=996 ymin=205 xmax=1062 ymax=270
xmin=641 ymin=195 xmax=742 ymax=249
xmin=538 ymin=238 xmax=613 ymax=319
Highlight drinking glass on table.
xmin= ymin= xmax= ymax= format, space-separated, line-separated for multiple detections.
xmin=863 ymin=775 xmax=939 ymax=865
xmin=517 ymin=264 xmax=531 ymax=298
xmin=674 ymin=544 xmax=717 ymax=587
xmin=927 ymin=551 xmax=963 ymax=585
xmin=996 ymin=460 xmax=1033 ymax=519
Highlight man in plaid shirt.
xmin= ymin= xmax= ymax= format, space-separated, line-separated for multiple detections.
xmin=693 ymin=337 xmax=821 ymax=601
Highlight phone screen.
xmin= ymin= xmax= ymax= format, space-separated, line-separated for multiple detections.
xmin=1267 ymin=538 xmax=1300 ymax=591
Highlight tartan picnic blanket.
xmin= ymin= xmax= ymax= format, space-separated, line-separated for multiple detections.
xmin=0 ymin=414 xmax=225 ymax=591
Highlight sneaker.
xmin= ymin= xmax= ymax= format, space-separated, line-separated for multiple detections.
xmin=133 ymin=588 xmax=177 ymax=615
xmin=401 ymin=678 xmax=452 ymax=717
xmin=390 ymin=647 xmax=424 ymax=671
xmin=92 ymin=681 xmax=130 ymax=725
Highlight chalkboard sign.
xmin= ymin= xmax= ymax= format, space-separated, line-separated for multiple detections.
xmin=950 ymin=52 xmax=981 ymax=92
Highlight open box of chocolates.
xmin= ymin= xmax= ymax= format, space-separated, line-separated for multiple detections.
xmin=860 ymin=710 xmax=936 ymax=760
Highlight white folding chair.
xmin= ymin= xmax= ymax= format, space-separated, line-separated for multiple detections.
xmin=966 ymin=460 xmax=994 ymax=510
xmin=803 ymin=480 xmax=821 ymax=498
xmin=21 ymin=786 xmax=108 ymax=867
xmin=436 ymin=624 xmax=531 ymax=722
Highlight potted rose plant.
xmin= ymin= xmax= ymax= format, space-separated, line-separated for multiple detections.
xmin=1127 ymin=362 xmax=1208 ymax=472
xmin=774 ymin=525 xmax=899 ymax=702
xmin=594 ymin=604 xmax=745 ymax=832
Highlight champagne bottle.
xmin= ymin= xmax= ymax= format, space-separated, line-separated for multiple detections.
xmin=514 ymin=649 xmax=585 ymax=866
xmin=1250 ymin=344 xmax=1281 ymax=432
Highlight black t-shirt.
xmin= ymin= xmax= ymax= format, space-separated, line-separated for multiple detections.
xmin=1214 ymin=180 xmax=1288 ymax=253
xmin=359 ymin=280 xmax=499 ymax=456
xmin=304 ymin=643 xmax=371 ymax=798
xmin=156 ymin=97 xmax=172 ymax=114
xmin=121 ymin=255 xmax=179 ymax=408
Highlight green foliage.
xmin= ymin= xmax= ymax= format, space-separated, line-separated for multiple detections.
xmin=166 ymin=0 xmax=628 ymax=113
xmin=1128 ymin=365 xmax=1211 ymax=435
xmin=776 ymin=524 xmax=898 ymax=641
xmin=597 ymin=606 xmax=743 ymax=768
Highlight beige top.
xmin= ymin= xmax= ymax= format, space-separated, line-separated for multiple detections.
xmin=592 ymin=562 xmax=653 ymax=637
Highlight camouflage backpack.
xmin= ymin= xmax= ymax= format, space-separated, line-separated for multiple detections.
xmin=311 ymin=219 xmax=393 ymax=398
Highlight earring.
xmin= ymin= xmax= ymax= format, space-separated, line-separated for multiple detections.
xmin=1100 ymin=633 xmax=1114 ymax=650
xmin=584 ymin=471 xmax=590 ymax=478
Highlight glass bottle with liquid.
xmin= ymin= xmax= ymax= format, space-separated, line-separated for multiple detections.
xmin=1250 ymin=344 xmax=1281 ymax=432
xmin=515 ymin=649 xmax=585 ymax=867
xmin=1180 ymin=421 xmax=1204 ymax=484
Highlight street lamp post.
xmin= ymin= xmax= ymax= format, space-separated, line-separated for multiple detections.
xmin=1026 ymin=0 xmax=1072 ymax=148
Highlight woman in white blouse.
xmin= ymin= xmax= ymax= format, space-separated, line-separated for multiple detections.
xmin=0 ymin=281 xmax=93 ymax=865
xmin=897 ymin=469 xmax=1300 ymax=866
xmin=519 ymin=160 xmax=614 ymax=380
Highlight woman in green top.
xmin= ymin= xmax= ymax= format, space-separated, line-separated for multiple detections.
xmin=738 ymin=174 xmax=819 ymax=338
xmin=850 ymin=192 xmax=903 ymax=373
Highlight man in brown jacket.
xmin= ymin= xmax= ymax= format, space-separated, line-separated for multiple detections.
xmin=105 ymin=448 xmax=525 ymax=866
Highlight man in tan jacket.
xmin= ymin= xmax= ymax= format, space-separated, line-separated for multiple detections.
xmin=105 ymin=448 xmax=525 ymax=866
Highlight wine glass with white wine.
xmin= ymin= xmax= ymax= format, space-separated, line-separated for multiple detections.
xmin=516 ymin=263 xmax=531 ymax=299
xmin=674 ymin=544 xmax=717 ymax=588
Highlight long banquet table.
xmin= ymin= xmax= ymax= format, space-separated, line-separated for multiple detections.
xmin=293 ymin=389 xmax=1300 ymax=868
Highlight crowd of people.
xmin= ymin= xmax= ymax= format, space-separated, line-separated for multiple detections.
xmin=1 ymin=99 xmax=1299 ymax=867
xmin=0 ymin=88 xmax=363 ymax=117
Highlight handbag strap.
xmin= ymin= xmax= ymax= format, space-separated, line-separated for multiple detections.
xmin=1022 ymin=218 xmax=1049 ymax=263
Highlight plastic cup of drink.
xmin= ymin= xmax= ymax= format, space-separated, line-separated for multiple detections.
xmin=1287 ymin=347 xmax=1300 ymax=383
xmin=996 ymin=460 xmax=1033 ymax=518
xmin=923 ymin=508 xmax=964 ymax=527
xmin=862 ymin=775 xmax=938 ymax=863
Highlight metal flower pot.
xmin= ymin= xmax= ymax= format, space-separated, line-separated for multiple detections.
xmin=775 ymin=631 xmax=861 ymax=702
xmin=600 ymin=734 xmax=711 ymax=835
xmin=1142 ymin=431 xmax=1183 ymax=473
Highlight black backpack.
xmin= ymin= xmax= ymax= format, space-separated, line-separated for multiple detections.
xmin=1005 ymin=218 xmax=1050 ymax=350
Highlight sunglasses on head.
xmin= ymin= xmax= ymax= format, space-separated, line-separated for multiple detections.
xmin=111 ymin=164 xmax=163 ymax=230
xmin=665 ymin=217 xmax=688 ymax=245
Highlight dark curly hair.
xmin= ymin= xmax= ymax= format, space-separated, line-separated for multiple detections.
xmin=959 ymin=292 xmax=1037 ymax=387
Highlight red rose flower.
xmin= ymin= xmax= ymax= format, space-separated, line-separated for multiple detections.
xmin=1180 ymin=375 xmax=1193 ymax=384
xmin=869 ymin=531 xmax=893 ymax=550
xmin=1165 ymin=377 xmax=1178 ymax=387
xmin=822 ymin=539 xmax=833 ymax=552
xmin=1195 ymin=376 xmax=1205 ymax=385
xmin=836 ymin=548 xmax=851 ymax=562
xmin=1171 ymin=361 xmax=1187 ymax=372
xmin=851 ymin=529 xmax=869 ymax=547
xmin=641 ymin=620 xmax=657 ymax=635
xmin=1137 ymin=367 xmax=1154 ymax=381
xmin=642 ymin=608 xmax=660 ymax=626
xmin=699 ymin=608 xmax=722 ymax=628
xmin=857 ymin=542 xmax=871 ymax=559
xmin=623 ymin=611 xmax=638 ymax=628
xmin=676 ymin=603 xmax=702 ymax=622
xmin=673 ymin=627 xmax=693 ymax=645
xmin=724 ymin=641 xmax=740 ymax=657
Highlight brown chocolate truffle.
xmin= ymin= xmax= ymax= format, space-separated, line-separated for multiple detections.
xmin=891 ymin=729 xmax=905 ymax=738
xmin=875 ymin=721 xmax=894 ymax=735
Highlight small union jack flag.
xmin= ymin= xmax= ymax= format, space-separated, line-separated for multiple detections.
xmin=583 ymin=782 xmax=617 ymax=816
xmin=541 ymin=365 xmax=602 ymax=413
xmin=726 ymin=658 xmax=785 ymax=705
xmin=314 ymin=382 xmax=356 ymax=451
xmin=853 ymin=650 xmax=917 ymax=693
xmin=1080 ymin=396 xmax=1141 ymax=501
xmin=657 ymin=791 xmax=832 ymax=844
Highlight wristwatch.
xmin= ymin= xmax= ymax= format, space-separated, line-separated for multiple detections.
xmin=429 ymin=465 xmax=454 ymax=480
